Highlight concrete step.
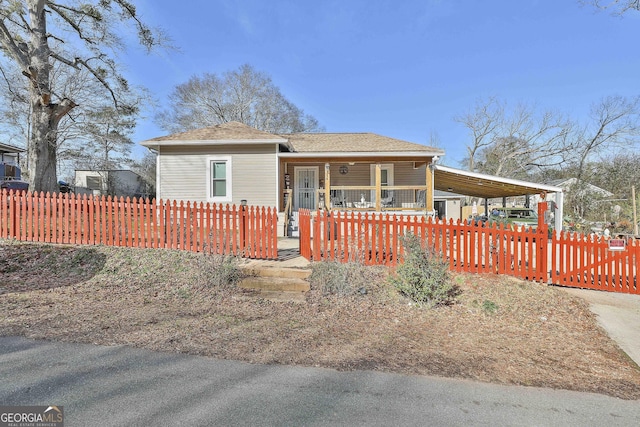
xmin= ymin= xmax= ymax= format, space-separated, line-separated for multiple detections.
xmin=241 ymin=266 xmax=311 ymax=280
xmin=238 ymin=276 xmax=311 ymax=293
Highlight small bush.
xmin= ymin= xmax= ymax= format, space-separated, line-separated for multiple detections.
xmin=310 ymin=260 xmax=387 ymax=297
xmin=389 ymin=233 xmax=458 ymax=308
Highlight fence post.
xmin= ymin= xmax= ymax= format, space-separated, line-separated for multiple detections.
xmin=240 ymin=200 xmax=247 ymax=254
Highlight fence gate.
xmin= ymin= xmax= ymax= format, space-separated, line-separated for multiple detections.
xmin=550 ymin=234 xmax=640 ymax=294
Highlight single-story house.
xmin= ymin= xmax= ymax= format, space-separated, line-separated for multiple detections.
xmin=542 ymin=178 xmax=612 ymax=199
xmin=74 ymin=169 xmax=152 ymax=198
xmin=140 ymin=121 xmax=564 ymax=235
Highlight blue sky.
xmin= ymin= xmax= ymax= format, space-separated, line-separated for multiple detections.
xmin=124 ymin=0 xmax=640 ymax=165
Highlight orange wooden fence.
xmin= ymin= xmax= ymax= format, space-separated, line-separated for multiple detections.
xmin=298 ymin=209 xmax=640 ymax=294
xmin=0 ymin=190 xmax=278 ymax=259
xmin=550 ymin=232 xmax=640 ymax=293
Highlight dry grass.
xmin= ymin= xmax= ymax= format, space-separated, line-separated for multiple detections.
xmin=1 ymin=240 xmax=640 ymax=400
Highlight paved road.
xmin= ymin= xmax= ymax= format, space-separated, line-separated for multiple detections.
xmin=1 ymin=337 xmax=639 ymax=426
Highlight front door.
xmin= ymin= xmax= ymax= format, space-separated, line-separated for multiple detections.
xmin=294 ymin=167 xmax=318 ymax=211
xmin=369 ymin=164 xmax=394 ymax=202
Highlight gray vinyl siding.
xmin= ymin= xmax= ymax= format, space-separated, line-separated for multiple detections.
xmin=394 ymin=163 xmax=427 ymax=185
xmin=327 ymin=162 xmax=427 ymax=186
xmin=158 ymin=144 xmax=277 ymax=207
xmin=327 ymin=163 xmax=370 ymax=186
xmin=284 ymin=162 xmax=427 ymax=187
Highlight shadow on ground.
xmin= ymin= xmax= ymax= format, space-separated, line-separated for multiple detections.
xmin=0 ymin=242 xmax=107 ymax=293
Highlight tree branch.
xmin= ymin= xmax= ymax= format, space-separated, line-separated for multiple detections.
xmin=47 ymin=3 xmax=97 ymax=46
xmin=0 ymin=18 xmax=29 ymax=69
xmin=74 ymin=57 xmax=118 ymax=107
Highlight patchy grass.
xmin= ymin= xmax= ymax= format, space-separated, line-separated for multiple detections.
xmin=1 ymin=240 xmax=640 ymax=400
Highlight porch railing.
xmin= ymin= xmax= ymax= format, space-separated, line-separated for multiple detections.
xmin=316 ymin=185 xmax=429 ymax=212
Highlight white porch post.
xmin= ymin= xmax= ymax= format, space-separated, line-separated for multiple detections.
xmin=555 ymin=191 xmax=564 ymax=235
xmin=324 ymin=163 xmax=330 ymax=210
xmin=375 ymin=163 xmax=382 ymax=211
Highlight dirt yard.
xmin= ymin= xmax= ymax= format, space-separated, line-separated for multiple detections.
xmin=1 ymin=240 xmax=640 ymax=400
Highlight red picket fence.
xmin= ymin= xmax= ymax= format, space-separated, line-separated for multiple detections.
xmin=0 ymin=190 xmax=278 ymax=259
xmin=298 ymin=209 xmax=640 ymax=294
xmin=550 ymin=232 xmax=640 ymax=293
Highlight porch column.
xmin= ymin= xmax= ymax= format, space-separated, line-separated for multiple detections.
xmin=426 ymin=163 xmax=434 ymax=213
xmin=324 ymin=163 xmax=330 ymax=210
xmin=375 ymin=163 xmax=382 ymax=211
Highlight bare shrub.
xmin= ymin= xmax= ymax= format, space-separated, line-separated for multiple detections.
xmin=309 ymin=260 xmax=388 ymax=298
xmin=195 ymin=253 xmax=245 ymax=288
xmin=389 ymin=232 xmax=459 ymax=308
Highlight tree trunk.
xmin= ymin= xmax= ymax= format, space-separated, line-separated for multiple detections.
xmin=29 ymin=106 xmax=56 ymax=192
xmin=26 ymin=0 xmax=75 ymax=193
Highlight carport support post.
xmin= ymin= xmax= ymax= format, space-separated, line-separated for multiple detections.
xmin=554 ymin=191 xmax=564 ymax=236
xmin=633 ymin=185 xmax=638 ymax=236
xmin=537 ymin=201 xmax=549 ymax=282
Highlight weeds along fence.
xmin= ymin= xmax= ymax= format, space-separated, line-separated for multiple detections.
xmin=0 ymin=190 xmax=278 ymax=259
xmin=299 ymin=209 xmax=640 ymax=293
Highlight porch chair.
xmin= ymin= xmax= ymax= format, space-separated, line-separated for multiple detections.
xmin=381 ymin=191 xmax=395 ymax=208
xmin=331 ymin=190 xmax=347 ymax=208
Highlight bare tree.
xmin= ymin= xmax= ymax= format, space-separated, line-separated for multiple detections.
xmin=130 ymin=149 xmax=156 ymax=197
xmin=156 ymin=64 xmax=323 ymax=134
xmin=454 ymin=96 xmax=504 ymax=172
xmin=457 ymin=98 xmax=572 ymax=178
xmin=570 ymin=96 xmax=640 ymax=182
xmin=582 ymin=0 xmax=640 ymax=14
xmin=73 ymin=105 xmax=137 ymax=170
xmin=0 ymin=0 xmax=167 ymax=192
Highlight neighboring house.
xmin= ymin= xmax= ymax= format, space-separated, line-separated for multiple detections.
xmin=529 ymin=178 xmax=612 ymax=210
xmin=530 ymin=177 xmax=613 ymax=220
xmin=544 ymin=178 xmax=612 ymax=198
xmin=433 ymin=190 xmax=464 ymax=221
xmin=140 ymin=122 xmax=564 ymax=234
xmin=74 ymin=170 xmax=152 ymax=198
xmin=0 ymin=142 xmax=28 ymax=191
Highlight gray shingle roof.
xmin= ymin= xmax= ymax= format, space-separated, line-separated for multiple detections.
xmin=281 ymin=132 xmax=442 ymax=153
xmin=142 ymin=121 xmax=286 ymax=143
xmin=141 ymin=121 xmax=444 ymax=155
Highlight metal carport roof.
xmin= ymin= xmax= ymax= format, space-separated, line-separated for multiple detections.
xmin=433 ymin=164 xmax=562 ymax=199
xmin=432 ymin=164 xmax=564 ymax=231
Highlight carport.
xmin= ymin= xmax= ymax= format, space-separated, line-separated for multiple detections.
xmin=432 ymin=164 xmax=564 ymax=231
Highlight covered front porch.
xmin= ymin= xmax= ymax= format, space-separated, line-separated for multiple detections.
xmin=279 ymin=158 xmax=437 ymax=215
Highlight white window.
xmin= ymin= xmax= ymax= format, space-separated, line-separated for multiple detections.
xmin=207 ymin=156 xmax=232 ymax=202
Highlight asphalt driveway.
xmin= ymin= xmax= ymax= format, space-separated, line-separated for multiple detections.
xmin=1 ymin=336 xmax=639 ymax=426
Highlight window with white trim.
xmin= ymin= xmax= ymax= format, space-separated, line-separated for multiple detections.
xmin=207 ymin=157 xmax=232 ymax=202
